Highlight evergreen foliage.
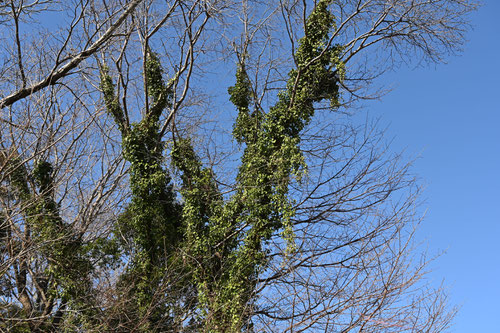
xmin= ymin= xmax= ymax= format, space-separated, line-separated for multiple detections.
xmin=1 ymin=155 xmax=98 ymax=330
xmin=101 ymin=51 xmax=185 ymax=331
xmin=98 ymin=1 xmax=344 ymax=331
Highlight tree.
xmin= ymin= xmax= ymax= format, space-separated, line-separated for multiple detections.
xmin=0 ymin=0 xmax=477 ymax=332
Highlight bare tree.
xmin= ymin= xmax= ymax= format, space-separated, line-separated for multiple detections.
xmin=0 ymin=0 xmax=143 ymax=109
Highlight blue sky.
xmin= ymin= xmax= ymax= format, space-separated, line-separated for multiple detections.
xmin=366 ymin=1 xmax=499 ymax=331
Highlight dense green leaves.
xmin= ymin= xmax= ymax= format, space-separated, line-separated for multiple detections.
xmin=1 ymin=156 xmax=97 ymax=330
xmin=101 ymin=51 xmax=185 ymax=331
xmin=99 ymin=1 xmax=343 ymax=331
xmin=216 ymin=1 xmax=344 ymax=329
xmin=100 ymin=66 xmax=127 ymax=133
xmin=101 ymin=1 xmax=343 ymax=331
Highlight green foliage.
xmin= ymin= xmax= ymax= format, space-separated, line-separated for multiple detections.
xmin=100 ymin=66 xmax=127 ymax=133
xmin=6 ymin=156 xmax=31 ymax=202
xmin=212 ymin=1 xmax=344 ymax=330
xmin=229 ymin=64 xmax=261 ymax=144
xmin=119 ymin=92 xmax=180 ymax=267
xmin=145 ymin=49 xmax=173 ymax=120
xmin=97 ymin=1 xmax=345 ymax=331
xmin=1 ymin=156 xmax=101 ymax=329
xmin=101 ymin=51 xmax=183 ymax=331
xmin=171 ymin=137 xmax=233 ymax=329
xmin=31 ymin=161 xmax=94 ymax=309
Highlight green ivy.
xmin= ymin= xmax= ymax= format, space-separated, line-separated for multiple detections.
xmin=3 ymin=156 xmax=100 ymax=328
xmin=98 ymin=2 xmax=344 ymax=331
xmin=101 ymin=51 xmax=183 ymax=331
xmin=219 ymin=0 xmax=344 ymax=330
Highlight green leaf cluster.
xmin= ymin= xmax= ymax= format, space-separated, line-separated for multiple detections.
xmin=1 ymin=156 xmax=106 ymax=330
xmin=101 ymin=52 xmax=185 ymax=331
xmin=97 ymin=1 xmax=344 ymax=331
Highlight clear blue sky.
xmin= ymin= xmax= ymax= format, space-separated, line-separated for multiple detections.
xmin=367 ymin=1 xmax=499 ymax=331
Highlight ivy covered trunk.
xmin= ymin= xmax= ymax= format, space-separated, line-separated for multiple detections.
xmin=99 ymin=1 xmax=343 ymax=331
